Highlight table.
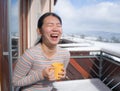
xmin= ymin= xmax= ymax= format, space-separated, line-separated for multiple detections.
xmin=53 ymin=78 xmax=111 ymax=91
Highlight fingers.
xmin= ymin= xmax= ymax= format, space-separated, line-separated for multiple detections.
xmin=58 ymin=68 xmax=66 ymax=79
xmin=47 ymin=70 xmax=56 ymax=81
xmin=43 ymin=66 xmax=56 ymax=81
xmin=43 ymin=66 xmax=66 ymax=81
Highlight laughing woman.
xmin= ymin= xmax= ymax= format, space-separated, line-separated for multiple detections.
xmin=12 ymin=12 xmax=70 ymax=91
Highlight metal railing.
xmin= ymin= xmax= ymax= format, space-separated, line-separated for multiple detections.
xmin=67 ymin=48 xmax=120 ymax=91
xmin=11 ymin=40 xmax=120 ymax=91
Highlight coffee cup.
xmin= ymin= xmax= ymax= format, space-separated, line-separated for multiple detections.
xmin=52 ymin=62 xmax=64 ymax=80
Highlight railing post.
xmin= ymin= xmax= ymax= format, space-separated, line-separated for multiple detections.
xmin=99 ymin=51 xmax=103 ymax=80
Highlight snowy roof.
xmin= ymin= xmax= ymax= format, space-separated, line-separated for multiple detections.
xmin=60 ymin=36 xmax=120 ymax=62
xmin=58 ymin=43 xmax=101 ymax=52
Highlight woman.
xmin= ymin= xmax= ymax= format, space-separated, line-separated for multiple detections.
xmin=12 ymin=12 xmax=70 ymax=91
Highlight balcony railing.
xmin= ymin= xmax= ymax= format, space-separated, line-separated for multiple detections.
xmin=65 ymin=46 xmax=120 ymax=91
xmin=11 ymin=37 xmax=120 ymax=91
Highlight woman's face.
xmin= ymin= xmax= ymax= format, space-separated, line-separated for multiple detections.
xmin=40 ymin=15 xmax=62 ymax=46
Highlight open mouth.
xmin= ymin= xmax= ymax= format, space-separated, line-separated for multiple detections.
xmin=50 ymin=34 xmax=58 ymax=38
xmin=50 ymin=34 xmax=58 ymax=40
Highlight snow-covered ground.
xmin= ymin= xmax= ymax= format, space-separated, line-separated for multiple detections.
xmin=60 ymin=36 xmax=120 ymax=62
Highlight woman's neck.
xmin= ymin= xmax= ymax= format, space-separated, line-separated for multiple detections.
xmin=41 ymin=43 xmax=57 ymax=58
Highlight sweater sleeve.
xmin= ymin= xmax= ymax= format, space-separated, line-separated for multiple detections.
xmin=12 ymin=49 xmax=44 ymax=87
xmin=64 ymin=49 xmax=70 ymax=69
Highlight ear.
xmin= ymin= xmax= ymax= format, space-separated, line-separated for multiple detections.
xmin=37 ymin=28 xmax=42 ymax=35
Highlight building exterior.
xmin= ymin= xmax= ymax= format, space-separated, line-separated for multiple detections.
xmin=0 ymin=0 xmax=57 ymax=91
xmin=0 ymin=0 xmax=10 ymax=91
xmin=19 ymin=0 xmax=57 ymax=55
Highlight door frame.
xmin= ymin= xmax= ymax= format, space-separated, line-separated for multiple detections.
xmin=0 ymin=0 xmax=11 ymax=91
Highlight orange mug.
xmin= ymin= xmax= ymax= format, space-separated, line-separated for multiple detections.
xmin=52 ymin=62 xmax=64 ymax=80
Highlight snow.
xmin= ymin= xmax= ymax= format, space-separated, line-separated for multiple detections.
xmin=60 ymin=36 xmax=120 ymax=62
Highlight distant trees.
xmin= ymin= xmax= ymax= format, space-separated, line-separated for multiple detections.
xmin=97 ymin=36 xmax=120 ymax=43
xmin=97 ymin=36 xmax=103 ymax=41
xmin=69 ymin=34 xmax=120 ymax=43
xmin=110 ymin=36 xmax=120 ymax=43
xmin=80 ymin=34 xmax=85 ymax=39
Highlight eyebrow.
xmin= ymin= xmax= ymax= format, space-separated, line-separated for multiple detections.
xmin=45 ymin=23 xmax=62 ymax=25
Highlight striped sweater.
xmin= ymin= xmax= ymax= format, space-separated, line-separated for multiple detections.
xmin=12 ymin=43 xmax=70 ymax=91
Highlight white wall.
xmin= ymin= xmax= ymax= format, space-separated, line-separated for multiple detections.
xmin=27 ymin=0 xmax=55 ymax=47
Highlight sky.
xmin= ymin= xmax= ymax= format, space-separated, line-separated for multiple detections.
xmin=54 ymin=0 xmax=120 ymax=34
xmin=11 ymin=0 xmax=120 ymax=35
xmin=11 ymin=0 xmax=19 ymax=34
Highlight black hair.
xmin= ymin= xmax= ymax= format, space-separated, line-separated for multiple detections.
xmin=36 ymin=12 xmax=62 ymax=45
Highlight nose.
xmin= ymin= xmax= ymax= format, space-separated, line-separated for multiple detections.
xmin=52 ymin=25 xmax=61 ymax=32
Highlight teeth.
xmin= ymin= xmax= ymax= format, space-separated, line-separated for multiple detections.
xmin=51 ymin=34 xmax=58 ymax=37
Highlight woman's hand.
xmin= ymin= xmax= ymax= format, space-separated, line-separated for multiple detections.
xmin=58 ymin=68 xmax=66 ymax=80
xmin=42 ymin=66 xmax=66 ymax=81
xmin=42 ymin=66 xmax=56 ymax=81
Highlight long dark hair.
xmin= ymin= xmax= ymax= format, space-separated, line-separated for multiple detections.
xmin=36 ymin=12 xmax=62 ymax=45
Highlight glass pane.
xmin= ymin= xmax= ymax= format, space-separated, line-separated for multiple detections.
xmin=10 ymin=0 xmax=19 ymax=65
